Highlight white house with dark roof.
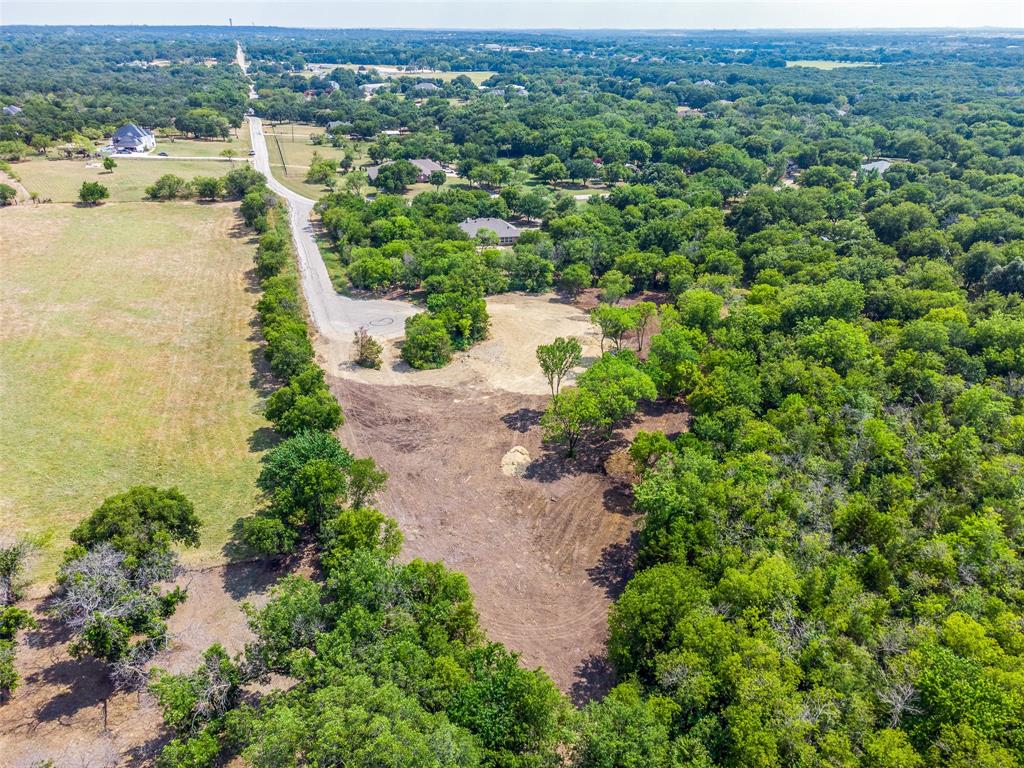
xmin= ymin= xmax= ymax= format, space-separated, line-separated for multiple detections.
xmin=459 ymin=217 xmax=522 ymax=246
xmin=112 ymin=123 xmax=155 ymax=153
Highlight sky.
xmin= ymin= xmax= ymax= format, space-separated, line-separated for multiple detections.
xmin=2 ymin=0 xmax=1022 ymax=30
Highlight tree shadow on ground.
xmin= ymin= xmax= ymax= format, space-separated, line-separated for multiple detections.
xmin=32 ymin=657 xmax=114 ymax=722
xmin=586 ymin=532 xmax=638 ymax=600
xmin=124 ymin=730 xmax=172 ymax=766
xmin=520 ymin=429 xmax=628 ymax=483
xmin=248 ymin=426 xmax=279 ymax=453
xmin=219 ymin=556 xmax=282 ymax=602
xmin=501 ymin=407 xmax=543 ymax=434
xmin=570 ymin=653 xmax=616 ymax=706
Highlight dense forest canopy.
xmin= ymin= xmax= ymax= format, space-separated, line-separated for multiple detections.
xmin=2 ymin=24 xmax=1023 ymax=768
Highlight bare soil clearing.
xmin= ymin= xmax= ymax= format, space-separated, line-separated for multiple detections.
xmin=0 ymin=562 xmax=277 ymax=768
xmin=324 ymin=292 xmax=603 ymax=395
xmin=332 ymin=376 xmax=688 ymax=698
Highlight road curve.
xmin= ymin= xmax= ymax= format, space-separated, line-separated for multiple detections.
xmin=246 ymin=116 xmax=417 ymax=344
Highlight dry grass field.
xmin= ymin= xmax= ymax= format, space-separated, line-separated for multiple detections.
xmin=10 ymin=156 xmax=240 ymax=203
xmin=155 ymin=130 xmax=252 ymax=158
xmin=0 ymin=202 xmax=268 ymax=581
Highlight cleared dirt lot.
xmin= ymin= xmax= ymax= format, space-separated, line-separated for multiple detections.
xmin=0 ymin=203 xmax=268 ymax=581
xmin=325 ymin=291 xmax=687 ymax=696
xmin=323 ymin=292 xmax=604 ymax=395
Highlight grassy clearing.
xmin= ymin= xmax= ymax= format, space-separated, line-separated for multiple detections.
xmin=154 ymin=130 xmax=252 ymax=158
xmin=785 ymin=60 xmax=881 ymax=69
xmin=11 ymin=156 xmax=241 ymax=203
xmin=263 ymin=122 xmax=352 ymax=199
xmin=0 ymin=202 xmax=268 ymax=580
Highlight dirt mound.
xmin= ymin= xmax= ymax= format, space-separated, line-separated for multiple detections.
xmin=500 ymin=445 xmax=531 ymax=476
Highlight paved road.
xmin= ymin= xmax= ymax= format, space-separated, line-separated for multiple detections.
xmin=236 ymin=42 xmax=259 ymax=100
xmin=246 ymin=116 xmax=417 ymax=344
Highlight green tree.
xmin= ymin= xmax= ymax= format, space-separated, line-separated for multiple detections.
xmin=401 ymin=313 xmax=452 ymax=369
xmin=541 ymin=386 xmax=601 ymax=457
xmin=598 ymin=269 xmax=633 ymax=304
xmin=70 ymin=486 xmax=201 ymax=562
xmin=102 ymin=156 xmax=117 ymax=173
xmin=428 ymin=169 xmax=446 ymax=191
xmin=591 ymin=305 xmax=634 ymax=353
xmin=559 ymin=262 xmax=592 ymax=298
xmin=536 ymin=337 xmax=583 ymax=396
xmin=264 ymin=366 xmax=344 ymax=436
xmin=78 ymin=180 xmax=109 ymax=204
xmin=190 ymin=175 xmax=223 ymax=200
xmin=146 ymin=173 xmax=189 ymax=200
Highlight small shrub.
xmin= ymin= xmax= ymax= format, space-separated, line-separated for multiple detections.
xmin=353 ymin=328 xmax=384 ymax=369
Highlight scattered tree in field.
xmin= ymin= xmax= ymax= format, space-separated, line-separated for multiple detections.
xmin=219 ymin=147 xmax=237 ymax=164
xmin=79 ymin=180 xmax=109 ymax=204
xmin=559 ymin=261 xmax=592 ymax=298
xmin=353 ymin=327 xmax=383 ymax=369
xmin=102 ymin=156 xmax=117 ymax=172
xmin=306 ymin=152 xmax=338 ymax=186
xmin=191 ymin=175 xmax=223 ymax=200
xmin=0 ymin=184 xmax=16 ymax=206
xmin=598 ymin=269 xmax=632 ymax=304
xmin=343 ymin=170 xmax=368 ymax=196
xmin=146 ymin=173 xmax=189 ymax=200
xmin=541 ymin=387 xmax=601 ymax=457
xmin=537 ymin=337 xmax=583 ymax=396
xmin=428 ymin=169 xmax=446 ymax=191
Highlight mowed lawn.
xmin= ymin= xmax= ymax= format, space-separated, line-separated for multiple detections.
xmin=0 ymin=202 xmax=268 ymax=580
xmin=11 ymin=156 xmax=242 ymax=203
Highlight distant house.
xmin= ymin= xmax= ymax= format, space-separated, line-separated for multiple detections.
xmin=2 ymin=105 xmax=22 ymax=116
xmin=326 ymin=120 xmax=351 ymax=132
xmin=112 ymin=123 xmax=155 ymax=153
xmin=412 ymin=82 xmax=442 ymax=94
xmin=360 ymin=83 xmax=387 ymax=94
xmin=328 ymin=80 xmax=341 ymax=91
xmin=459 ymin=217 xmax=522 ymax=246
xmin=366 ymin=158 xmax=444 ymax=183
xmin=861 ymin=159 xmax=895 ymax=175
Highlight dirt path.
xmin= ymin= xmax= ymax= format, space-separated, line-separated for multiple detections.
xmin=0 ymin=562 xmax=278 ymax=768
xmin=1 ymin=170 xmax=31 ymax=203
